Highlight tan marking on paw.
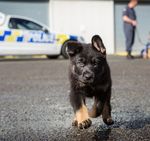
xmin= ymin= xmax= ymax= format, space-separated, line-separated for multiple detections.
xmin=75 ymin=104 xmax=89 ymax=124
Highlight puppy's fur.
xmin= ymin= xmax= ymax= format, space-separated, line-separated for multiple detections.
xmin=67 ymin=35 xmax=114 ymax=129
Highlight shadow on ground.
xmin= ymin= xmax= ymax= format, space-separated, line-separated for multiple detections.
xmin=94 ymin=116 xmax=150 ymax=141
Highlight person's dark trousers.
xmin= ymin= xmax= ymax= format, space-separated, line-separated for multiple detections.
xmin=124 ymin=24 xmax=135 ymax=57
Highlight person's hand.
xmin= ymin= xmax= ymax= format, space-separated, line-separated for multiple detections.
xmin=132 ymin=20 xmax=137 ymax=26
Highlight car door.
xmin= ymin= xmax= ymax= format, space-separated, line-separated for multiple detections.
xmin=5 ymin=17 xmax=58 ymax=55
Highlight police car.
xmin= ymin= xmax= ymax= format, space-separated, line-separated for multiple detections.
xmin=0 ymin=12 xmax=84 ymax=59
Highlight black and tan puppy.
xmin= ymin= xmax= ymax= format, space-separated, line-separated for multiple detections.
xmin=67 ymin=35 xmax=114 ymax=129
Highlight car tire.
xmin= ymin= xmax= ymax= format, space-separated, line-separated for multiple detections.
xmin=47 ymin=55 xmax=59 ymax=59
xmin=61 ymin=41 xmax=71 ymax=59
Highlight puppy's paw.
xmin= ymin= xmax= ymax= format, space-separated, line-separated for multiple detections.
xmin=103 ymin=118 xmax=114 ymax=125
xmin=78 ymin=119 xmax=92 ymax=129
xmin=72 ymin=120 xmax=78 ymax=126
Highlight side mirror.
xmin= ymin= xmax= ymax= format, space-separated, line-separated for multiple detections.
xmin=42 ymin=27 xmax=49 ymax=34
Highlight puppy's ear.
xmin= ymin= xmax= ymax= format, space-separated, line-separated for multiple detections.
xmin=91 ymin=35 xmax=106 ymax=55
xmin=67 ymin=41 xmax=83 ymax=57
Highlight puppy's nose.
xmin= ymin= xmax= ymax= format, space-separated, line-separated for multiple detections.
xmin=84 ymin=73 xmax=93 ymax=80
xmin=83 ymin=71 xmax=94 ymax=81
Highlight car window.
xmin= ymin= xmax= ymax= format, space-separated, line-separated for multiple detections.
xmin=8 ymin=18 xmax=43 ymax=31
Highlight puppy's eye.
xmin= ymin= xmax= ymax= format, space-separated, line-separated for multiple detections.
xmin=78 ymin=62 xmax=85 ymax=67
xmin=77 ymin=58 xmax=85 ymax=67
xmin=93 ymin=61 xmax=98 ymax=67
xmin=92 ymin=58 xmax=102 ymax=67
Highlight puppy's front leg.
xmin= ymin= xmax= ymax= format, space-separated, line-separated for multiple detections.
xmin=102 ymin=91 xmax=114 ymax=125
xmin=70 ymin=92 xmax=92 ymax=129
xmin=75 ymin=103 xmax=92 ymax=129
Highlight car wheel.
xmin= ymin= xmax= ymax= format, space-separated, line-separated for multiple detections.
xmin=61 ymin=41 xmax=71 ymax=59
xmin=47 ymin=55 xmax=59 ymax=59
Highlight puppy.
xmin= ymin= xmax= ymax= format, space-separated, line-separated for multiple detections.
xmin=67 ymin=35 xmax=114 ymax=129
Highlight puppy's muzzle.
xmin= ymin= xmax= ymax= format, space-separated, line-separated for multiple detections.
xmin=82 ymin=69 xmax=94 ymax=83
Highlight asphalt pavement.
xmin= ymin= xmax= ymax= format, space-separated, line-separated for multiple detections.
xmin=0 ymin=56 xmax=150 ymax=141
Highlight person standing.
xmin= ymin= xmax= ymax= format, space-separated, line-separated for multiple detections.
xmin=123 ymin=0 xmax=138 ymax=59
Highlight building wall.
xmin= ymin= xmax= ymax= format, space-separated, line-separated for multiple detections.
xmin=0 ymin=0 xmax=49 ymax=25
xmin=50 ymin=0 xmax=115 ymax=54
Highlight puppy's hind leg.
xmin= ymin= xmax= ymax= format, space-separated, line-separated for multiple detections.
xmin=88 ymin=97 xmax=104 ymax=118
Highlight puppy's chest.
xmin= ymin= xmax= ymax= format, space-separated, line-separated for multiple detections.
xmin=81 ymin=85 xmax=105 ymax=97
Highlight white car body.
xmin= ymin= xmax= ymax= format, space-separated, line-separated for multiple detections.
xmin=0 ymin=12 xmax=84 ymax=58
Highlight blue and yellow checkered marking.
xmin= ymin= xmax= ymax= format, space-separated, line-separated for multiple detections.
xmin=0 ymin=30 xmax=24 ymax=42
xmin=0 ymin=30 xmax=77 ymax=45
xmin=0 ymin=30 xmax=56 ymax=44
xmin=0 ymin=30 xmax=11 ymax=41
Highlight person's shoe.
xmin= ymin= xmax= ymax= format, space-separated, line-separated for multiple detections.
xmin=126 ymin=54 xmax=134 ymax=59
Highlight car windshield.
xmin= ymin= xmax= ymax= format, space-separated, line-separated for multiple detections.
xmin=8 ymin=18 xmax=43 ymax=30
